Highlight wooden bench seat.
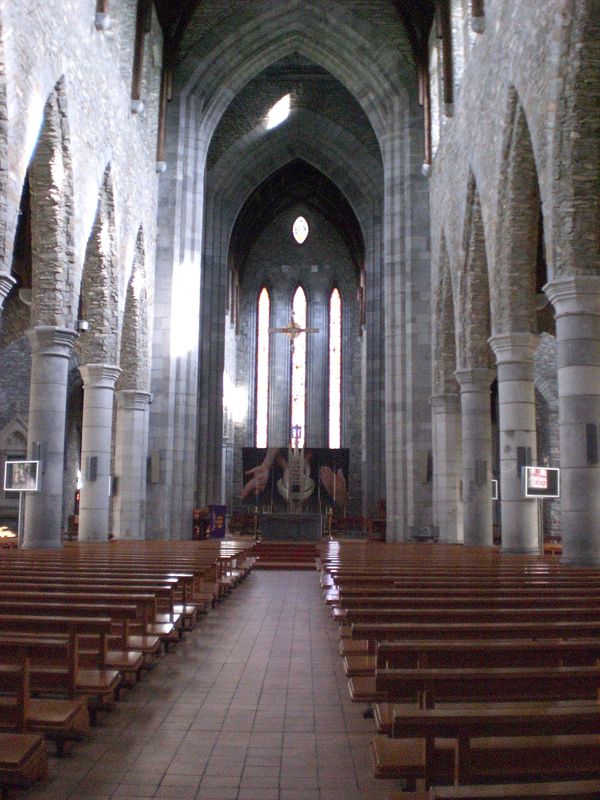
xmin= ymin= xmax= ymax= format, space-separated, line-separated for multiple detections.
xmin=375 ymin=664 xmax=600 ymax=706
xmin=374 ymin=733 xmax=600 ymax=785
xmin=348 ymin=636 xmax=600 ymax=684
xmin=0 ymin=660 xmax=89 ymax=757
xmin=338 ymin=606 xmax=600 ymax=626
xmin=334 ymin=593 xmax=600 ymax=610
xmin=0 ymin=732 xmax=47 ymax=797
xmin=389 ymin=702 xmax=600 ymax=782
xmin=0 ymin=616 xmax=121 ymax=718
xmin=370 ymin=668 xmax=600 ymax=784
xmin=426 ymin=779 xmax=600 ymax=798
xmin=368 ymin=636 xmax=600 ymax=731
xmin=351 ymin=620 xmax=600 ymax=654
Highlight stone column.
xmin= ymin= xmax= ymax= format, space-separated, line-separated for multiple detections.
xmin=545 ymin=275 xmax=600 ymax=565
xmin=0 ymin=274 xmax=16 ymax=315
xmin=489 ymin=333 xmax=539 ymax=554
xmin=112 ymin=390 xmax=151 ymax=539
xmin=22 ymin=326 xmax=77 ymax=548
xmin=455 ymin=368 xmax=495 ymax=547
xmin=78 ymin=364 xmax=121 ymax=542
xmin=431 ymin=393 xmax=463 ymax=542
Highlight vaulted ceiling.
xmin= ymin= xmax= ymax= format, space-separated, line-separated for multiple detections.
xmin=154 ymin=0 xmax=435 ymax=72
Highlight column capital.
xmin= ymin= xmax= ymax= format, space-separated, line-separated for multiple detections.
xmin=116 ymin=389 xmax=152 ymax=411
xmin=454 ymin=367 xmax=495 ymax=391
xmin=79 ymin=363 xmax=121 ymax=389
xmin=26 ymin=325 xmax=78 ymax=357
xmin=0 ymin=273 xmax=16 ymax=306
xmin=430 ymin=392 xmax=460 ymax=412
xmin=488 ymin=332 xmax=539 ymax=364
xmin=544 ymin=275 xmax=600 ymax=317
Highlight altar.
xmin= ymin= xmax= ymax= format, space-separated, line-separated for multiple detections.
xmin=260 ymin=512 xmax=322 ymax=541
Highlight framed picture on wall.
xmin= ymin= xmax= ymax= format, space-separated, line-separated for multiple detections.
xmin=4 ymin=460 xmax=40 ymax=492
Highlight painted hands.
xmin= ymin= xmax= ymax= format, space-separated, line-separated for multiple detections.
xmin=319 ymin=466 xmax=349 ymax=506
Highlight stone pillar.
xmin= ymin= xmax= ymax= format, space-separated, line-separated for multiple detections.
xmin=489 ymin=333 xmax=539 ymax=554
xmin=545 ymin=275 xmax=600 ymax=565
xmin=431 ymin=393 xmax=463 ymax=542
xmin=22 ymin=326 xmax=77 ymax=548
xmin=78 ymin=364 xmax=121 ymax=542
xmin=0 ymin=274 xmax=16 ymax=314
xmin=112 ymin=390 xmax=151 ymax=540
xmin=455 ymin=368 xmax=495 ymax=547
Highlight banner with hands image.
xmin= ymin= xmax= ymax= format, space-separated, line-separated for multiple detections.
xmin=242 ymin=448 xmax=349 ymax=511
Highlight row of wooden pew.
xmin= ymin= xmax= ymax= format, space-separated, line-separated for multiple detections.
xmin=0 ymin=539 xmax=255 ymax=797
xmin=319 ymin=540 xmax=600 ymax=800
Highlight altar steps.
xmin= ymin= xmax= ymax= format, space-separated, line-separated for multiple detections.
xmin=252 ymin=541 xmax=321 ymax=570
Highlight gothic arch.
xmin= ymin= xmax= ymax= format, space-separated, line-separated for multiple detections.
xmin=119 ymin=227 xmax=149 ymax=392
xmin=211 ymin=117 xmax=381 ymax=249
xmin=0 ymin=17 xmax=9 ymax=274
xmin=178 ymin=1 xmax=413 ymax=146
xmin=29 ymin=77 xmax=76 ymax=328
xmin=549 ymin=0 xmax=600 ymax=277
xmin=433 ymin=235 xmax=458 ymax=395
xmin=493 ymin=87 xmax=542 ymax=334
xmin=77 ymin=164 xmax=119 ymax=365
xmin=459 ymin=172 xmax=492 ymax=369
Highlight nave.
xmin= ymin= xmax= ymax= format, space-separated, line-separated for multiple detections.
xmin=19 ymin=571 xmax=385 ymax=800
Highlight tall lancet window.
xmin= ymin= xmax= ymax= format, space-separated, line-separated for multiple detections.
xmin=290 ymin=286 xmax=307 ymax=448
xmin=329 ymin=287 xmax=342 ymax=448
xmin=255 ymin=287 xmax=270 ymax=447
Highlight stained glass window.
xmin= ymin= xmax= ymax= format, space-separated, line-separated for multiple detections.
xmin=255 ymin=287 xmax=270 ymax=448
xmin=329 ymin=288 xmax=342 ymax=448
xmin=292 ymin=216 xmax=309 ymax=244
xmin=290 ymin=286 xmax=307 ymax=448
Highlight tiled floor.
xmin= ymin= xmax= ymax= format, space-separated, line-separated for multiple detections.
xmin=22 ymin=571 xmax=392 ymax=800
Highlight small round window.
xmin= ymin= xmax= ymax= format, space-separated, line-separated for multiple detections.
xmin=292 ymin=216 xmax=309 ymax=244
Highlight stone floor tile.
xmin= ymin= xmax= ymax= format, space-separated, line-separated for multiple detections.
xmin=237 ymin=790 xmax=279 ymax=800
xmin=12 ymin=572 xmax=394 ymax=800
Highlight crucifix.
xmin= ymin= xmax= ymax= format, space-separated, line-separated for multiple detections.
xmin=269 ymin=315 xmax=319 ymax=354
xmin=270 ymin=314 xmax=319 ymax=512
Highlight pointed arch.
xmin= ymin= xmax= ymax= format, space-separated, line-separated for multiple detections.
xmin=120 ymin=227 xmax=149 ymax=391
xmin=494 ymin=87 xmax=542 ymax=334
xmin=328 ymin=285 xmax=342 ymax=449
xmin=290 ymin=284 xmax=308 ymax=448
xmin=433 ymin=235 xmax=458 ymax=394
xmin=179 ymin=2 xmax=413 ymax=146
xmin=0 ymin=18 xmax=8 ymax=272
xmin=550 ymin=0 xmax=600 ymax=277
xmin=29 ymin=77 xmax=76 ymax=328
xmin=255 ymin=284 xmax=271 ymax=448
xmin=78 ymin=164 xmax=119 ymax=364
xmin=460 ymin=172 xmax=492 ymax=369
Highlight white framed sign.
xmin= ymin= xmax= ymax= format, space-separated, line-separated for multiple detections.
xmin=491 ymin=479 xmax=498 ymax=501
xmin=4 ymin=460 xmax=40 ymax=492
xmin=522 ymin=466 xmax=560 ymax=499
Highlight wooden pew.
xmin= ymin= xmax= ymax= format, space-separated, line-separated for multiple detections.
xmin=370 ymin=666 xmax=600 ymax=785
xmin=0 ymin=733 xmax=47 ymax=798
xmin=0 ymin=615 xmax=120 ymax=721
xmin=390 ymin=704 xmax=600 ymax=783
xmin=346 ymin=634 xmax=600 ymax=679
xmin=350 ymin=619 xmax=600 ymax=655
xmin=337 ymin=606 xmax=600 ymax=627
xmin=0 ymin=652 xmax=88 ymax=757
xmin=425 ymin=780 xmax=600 ymax=798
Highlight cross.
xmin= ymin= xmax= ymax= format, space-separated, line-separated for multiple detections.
xmin=269 ymin=316 xmax=319 ymax=354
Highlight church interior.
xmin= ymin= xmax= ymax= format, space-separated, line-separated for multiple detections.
xmin=0 ymin=0 xmax=599 ymax=798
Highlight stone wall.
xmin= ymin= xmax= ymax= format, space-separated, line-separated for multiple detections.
xmin=428 ymin=0 xmax=596 ymax=547
xmin=232 ymin=202 xmax=362 ymax=512
xmin=0 ymin=0 xmax=161 ymax=537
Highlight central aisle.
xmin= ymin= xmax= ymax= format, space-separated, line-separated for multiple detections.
xmin=30 ymin=570 xmax=389 ymax=800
